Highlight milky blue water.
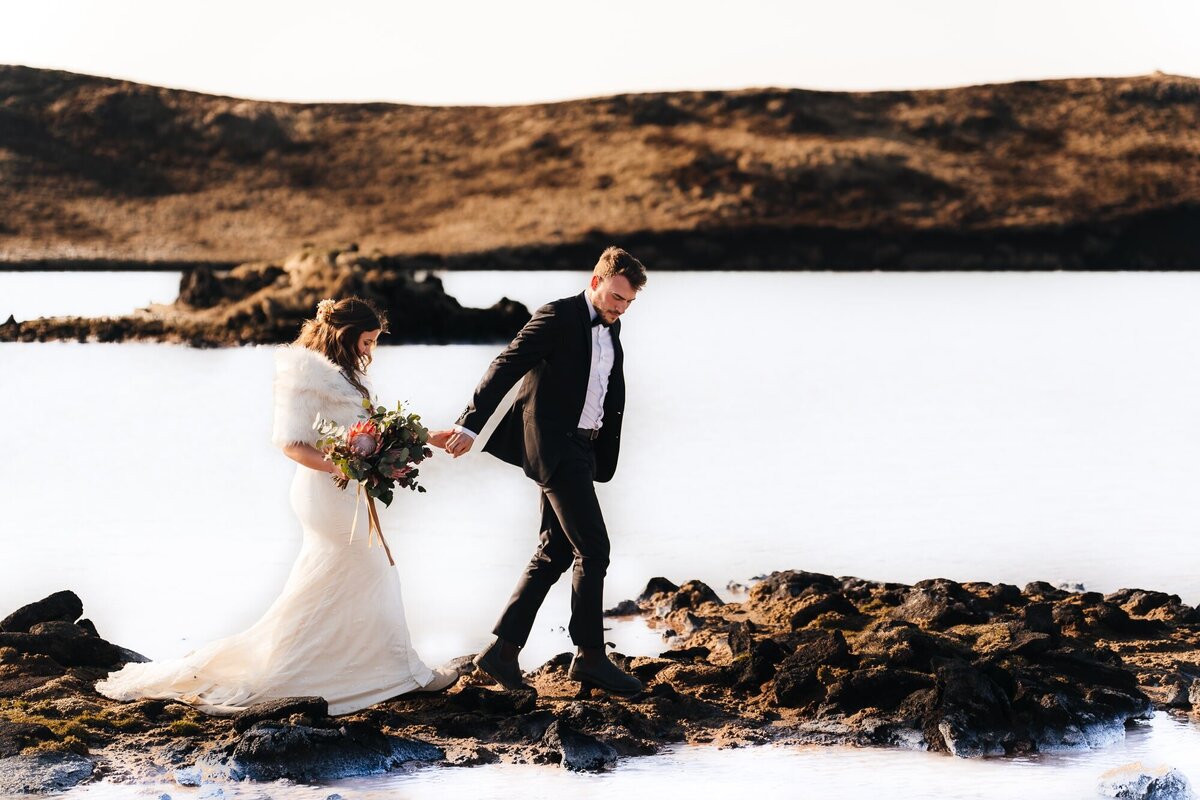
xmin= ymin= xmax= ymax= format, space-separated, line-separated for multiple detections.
xmin=3 ymin=269 xmax=1200 ymax=799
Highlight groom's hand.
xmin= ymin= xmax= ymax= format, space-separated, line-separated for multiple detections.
xmin=446 ymin=431 xmax=474 ymax=458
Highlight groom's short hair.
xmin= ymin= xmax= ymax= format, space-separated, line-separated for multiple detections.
xmin=593 ymin=246 xmax=647 ymax=291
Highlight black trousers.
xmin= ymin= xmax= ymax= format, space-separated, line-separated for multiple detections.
xmin=493 ymin=434 xmax=610 ymax=649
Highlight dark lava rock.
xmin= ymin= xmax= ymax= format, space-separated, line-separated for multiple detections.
xmin=752 ymin=571 xmax=843 ymax=601
xmin=970 ymin=621 xmax=1055 ymax=658
xmin=0 ymin=592 xmax=84 ymax=633
xmin=496 ymin=709 xmax=557 ymax=742
xmin=217 ymin=721 xmax=443 ymax=781
xmin=1042 ymin=646 xmax=1143 ymax=692
xmin=789 ymin=592 xmax=861 ymax=629
xmin=728 ymin=620 xmax=760 ymax=657
xmin=0 ymin=630 xmax=129 ymax=668
xmin=669 ymin=611 xmax=707 ymax=636
xmin=734 ymin=639 xmax=789 ymax=691
xmin=1106 ymin=589 xmax=1200 ymax=624
xmin=27 ymin=621 xmax=89 ymax=639
xmin=603 ymin=600 xmax=642 ymax=617
xmin=0 ymin=593 xmax=146 ymax=671
xmin=1023 ymin=581 xmax=1073 ymax=602
xmin=0 ymin=720 xmax=56 ymax=758
xmin=637 ymin=577 xmax=680 ymax=603
xmin=0 ymin=653 xmax=67 ymax=698
xmin=0 ymin=569 xmax=1189 ymax=785
xmin=450 ymin=686 xmax=539 ymax=715
xmin=1005 ymin=629 xmax=1054 ymax=657
xmin=541 ymin=720 xmax=618 ymax=772
xmin=531 ymin=652 xmax=572 ymax=675
xmin=0 ymin=753 xmax=95 ymax=794
xmin=1161 ymin=682 xmax=1191 ymax=709
xmin=1052 ymin=603 xmax=1087 ymax=629
xmin=890 ymin=581 xmax=986 ymax=628
xmin=826 ymin=667 xmax=936 ymax=714
xmin=1106 ymin=589 xmax=1177 ymax=615
xmin=667 ymin=581 xmax=724 ymax=612
xmin=963 ymin=582 xmax=1024 ymax=614
xmin=854 ymin=620 xmax=971 ymax=672
xmin=929 ymin=659 xmax=1014 ymax=756
xmin=1083 ymin=603 xmax=1166 ymax=637
xmin=774 ymin=630 xmax=852 ymax=708
xmin=3 ymin=247 xmax=532 ymax=347
xmin=1097 ymin=762 xmax=1194 ymax=800
xmin=1022 ymin=602 xmax=1059 ymax=635
xmin=74 ymin=619 xmax=100 ymax=637
xmin=232 ymin=697 xmax=330 ymax=733
xmin=658 ymin=647 xmax=710 ymax=663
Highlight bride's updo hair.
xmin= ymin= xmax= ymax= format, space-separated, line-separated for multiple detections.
xmin=295 ymin=297 xmax=388 ymax=399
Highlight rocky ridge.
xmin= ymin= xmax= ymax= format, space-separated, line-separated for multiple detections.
xmin=3 ymin=65 xmax=1200 ymax=269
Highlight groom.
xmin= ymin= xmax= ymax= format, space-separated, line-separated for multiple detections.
xmin=441 ymin=246 xmax=647 ymax=694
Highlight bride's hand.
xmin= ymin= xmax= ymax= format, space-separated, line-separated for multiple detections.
xmin=427 ymin=429 xmax=454 ymax=450
xmin=326 ymin=461 xmax=349 ymax=488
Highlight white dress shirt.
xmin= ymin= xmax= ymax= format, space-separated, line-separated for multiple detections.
xmin=578 ymin=297 xmax=614 ymax=431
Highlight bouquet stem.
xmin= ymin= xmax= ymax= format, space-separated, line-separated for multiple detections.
xmin=348 ymin=482 xmax=395 ymax=567
xmin=366 ymin=494 xmax=395 ymax=567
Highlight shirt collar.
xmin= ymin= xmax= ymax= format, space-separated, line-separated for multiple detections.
xmin=584 ymin=291 xmax=599 ymax=323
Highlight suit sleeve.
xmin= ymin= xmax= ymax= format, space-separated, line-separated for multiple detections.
xmin=456 ymin=302 xmax=562 ymax=434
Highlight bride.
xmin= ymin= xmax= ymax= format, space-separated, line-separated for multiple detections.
xmin=96 ymin=297 xmax=462 ymax=715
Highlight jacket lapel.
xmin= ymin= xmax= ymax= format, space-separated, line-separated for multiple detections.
xmin=611 ymin=318 xmax=623 ymax=373
xmin=576 ymin=292 xmax=591 ymax=350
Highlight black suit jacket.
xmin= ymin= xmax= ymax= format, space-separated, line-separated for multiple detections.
xmin=456 ymin=292 xmax=625 ymax=485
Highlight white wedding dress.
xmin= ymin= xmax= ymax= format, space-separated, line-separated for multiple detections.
xmin=96 ymin=345 xmax=436 ymax=715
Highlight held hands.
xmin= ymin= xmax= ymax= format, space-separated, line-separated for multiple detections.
xmin=428 ymin=429 xmax=474 ymax=458
xmin=445 ymin=431 xmax=474 ymax=458
xmin=427 ymin=430 xmax=454 ymax=450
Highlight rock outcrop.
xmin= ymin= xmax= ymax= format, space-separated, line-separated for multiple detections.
xmin=0 ymin=244 xmax=530 ymax=345
xmin=2 ymin=569 xmax=1198 ymax=791
xmin=1098 ymin=762 xmax=1195 ymax=800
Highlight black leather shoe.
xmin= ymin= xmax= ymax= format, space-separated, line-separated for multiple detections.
xmin=473 ymin=640 xmax=528 ymax=691
xmin=568 ymin=654 xmax=643 ymax=694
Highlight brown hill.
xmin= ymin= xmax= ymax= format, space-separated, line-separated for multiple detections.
xmin=2 ymin=65 xmax=1199 ymax=269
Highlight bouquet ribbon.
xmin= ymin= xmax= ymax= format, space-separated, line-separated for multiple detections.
xmin=348 ymin=482 xmax=395 ymax=566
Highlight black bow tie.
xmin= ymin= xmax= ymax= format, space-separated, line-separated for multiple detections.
xmin=591 ymin=316 xmax=610 ymax=328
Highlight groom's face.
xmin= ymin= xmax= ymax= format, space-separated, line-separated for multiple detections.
xmin=591 ymin=275 xmax=637 ymax=325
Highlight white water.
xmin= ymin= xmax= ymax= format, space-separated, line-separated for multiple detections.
xmin=49 ymin=714 xmax=1200 ymax=799
xmin=3 ymin=269 xmax=1200 ymax=798
xmin=0 ymin=271 xmax=181 ymax=321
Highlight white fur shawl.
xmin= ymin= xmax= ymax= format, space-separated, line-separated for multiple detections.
xmin=271 ymin=345 xmax=372 ymax=448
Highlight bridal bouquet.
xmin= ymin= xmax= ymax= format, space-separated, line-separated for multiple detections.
xmin=315 ymin=400 xmax=434 ymax=505
xmin=314 ymin=400 xmax=434 ymax=566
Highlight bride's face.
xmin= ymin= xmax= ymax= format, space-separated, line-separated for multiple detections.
xmin=356 ymin=328 xmax=381 ymax=358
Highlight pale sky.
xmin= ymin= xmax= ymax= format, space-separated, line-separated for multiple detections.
xmin=3 ymin=0 xmax=1198 ymax=105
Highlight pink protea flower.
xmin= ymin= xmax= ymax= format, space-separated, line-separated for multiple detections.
xmin=347 ymin=420 xmax=381 ymax=457
xmin=389 ymin=465 xmax=413 ymax=480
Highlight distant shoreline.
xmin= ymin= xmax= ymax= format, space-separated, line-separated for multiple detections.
xmin=0 ymin=259 xmax=237 ymax=273
xmin=4 ymin=204 xmax=1200 ymax=273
